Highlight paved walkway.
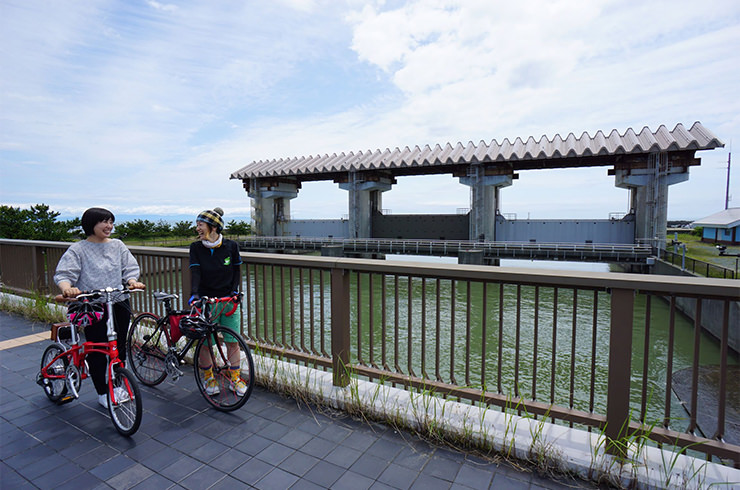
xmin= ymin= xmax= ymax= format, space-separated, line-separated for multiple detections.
xmin=0 ymin=311 xmax=602 ymax=489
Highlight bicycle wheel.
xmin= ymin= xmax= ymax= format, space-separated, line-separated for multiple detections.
xmin=108 ymin=366 xmax=142 ymax=436
xmin=193 ymin=326 xmax=254 ymax=411
xmin=40 ymin=344 xmax=68 ymax=402
xmin=127 ymin=313 xmax=169 ymax=386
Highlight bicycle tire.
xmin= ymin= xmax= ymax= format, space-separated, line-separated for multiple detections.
xmin=193 ymin=326 xmax=254 ymax=411
xmin=108 ymin=366 xmax=142 ymax=436
xmin=127 ymin=312 xmax=169 ymax=386
xmin=40 ymin=344 xmax=68 ymax=402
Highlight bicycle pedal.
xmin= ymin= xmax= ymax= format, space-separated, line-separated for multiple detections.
xmin=57 ymin=395 xmax=75 ymax=405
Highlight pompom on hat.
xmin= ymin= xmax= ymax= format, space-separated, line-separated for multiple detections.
xmin=197 ymin=207 xmax=224 ymax=233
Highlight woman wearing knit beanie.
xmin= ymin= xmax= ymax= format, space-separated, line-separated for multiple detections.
xmin=189 ymin=207 xmax=247 ymax=396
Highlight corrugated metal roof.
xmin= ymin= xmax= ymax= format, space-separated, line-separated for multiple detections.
xmin=230 ymin=122 xmax=724 ymax=181
xmin=692 ymin=208 xmax=740 ymax=228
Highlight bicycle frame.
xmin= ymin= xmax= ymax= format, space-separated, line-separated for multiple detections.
xmin=41 ymin=287 xmax=132 ymax=403
xmin=160 ymin=295 xmax=240 ymax=372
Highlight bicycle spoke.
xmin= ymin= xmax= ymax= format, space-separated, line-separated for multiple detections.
xmin=127 ymin=313 xmax=169 ymax=386
xmin=108 ymin=367 xmax=142 ymax=436
xmin=39 ymin=344 xmax=68 ymax=403
xmin=193 ymin=326 xmax=254 ymax=411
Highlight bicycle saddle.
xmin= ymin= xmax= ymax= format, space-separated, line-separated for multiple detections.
xmin=154 ymin=291 xmax=179 ymax=301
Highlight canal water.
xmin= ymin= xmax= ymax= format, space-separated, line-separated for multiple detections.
xmin=246 ymin=255 xmax=737 ymax=438
xmin=386 ymin=256 xmax=737 ymax=435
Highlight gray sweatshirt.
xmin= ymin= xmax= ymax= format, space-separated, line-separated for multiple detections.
xmin=53 ymin=239 xmax=140 ymax=295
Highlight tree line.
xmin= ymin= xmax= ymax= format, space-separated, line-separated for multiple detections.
xmin=0 ymin=204 xmax=251 ymax=241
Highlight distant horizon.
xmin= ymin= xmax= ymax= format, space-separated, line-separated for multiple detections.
xmin=93 ymin=213 xmax=254 ymax=226
xmin=49 ymin=210 xmax=711 ymax=226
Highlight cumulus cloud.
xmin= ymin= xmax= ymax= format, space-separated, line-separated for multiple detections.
xmin=1 ymin=0 xmax=738 ymax=222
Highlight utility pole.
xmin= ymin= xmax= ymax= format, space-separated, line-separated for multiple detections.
xmin=726 ymin=152 xmax=732 ymax=209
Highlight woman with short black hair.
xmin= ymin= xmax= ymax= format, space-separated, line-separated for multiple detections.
xmin=54 ymin=207 xmax=145 ymax=408
xmin=80 ymin=207 xmax=115 ymax=236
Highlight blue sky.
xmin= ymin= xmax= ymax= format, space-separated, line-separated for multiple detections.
xmin=1 ymin=0 xmax=739 ymax=224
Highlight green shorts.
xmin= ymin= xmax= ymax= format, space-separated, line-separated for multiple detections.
xmin=210 ymin=303 xmax=241 ymax=342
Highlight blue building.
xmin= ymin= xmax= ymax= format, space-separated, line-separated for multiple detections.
xmin=693 ymin=208 xmax=740 ymax=245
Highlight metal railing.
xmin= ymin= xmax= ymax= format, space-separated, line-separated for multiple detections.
xmin=658 ymin=248 xmax=737 ymax=279
xmin=241 ymin=236 xmax=653 ymax=263
xmin=1 ymin=238 xmax=738 ymax=466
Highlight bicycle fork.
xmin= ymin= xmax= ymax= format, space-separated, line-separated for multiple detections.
xmin=106 ymin=360 xmax=131 ymax=406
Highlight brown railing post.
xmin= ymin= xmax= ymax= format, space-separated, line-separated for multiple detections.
xmin=31 ymin=244 xmax=46 ymax=293
xmin=181 ymin=257 xmax=191 ymax=306
xmin=606 ymin=287 xmax=634 ymax=457
xmin=331 ymin=265 xmax=350 ymax=387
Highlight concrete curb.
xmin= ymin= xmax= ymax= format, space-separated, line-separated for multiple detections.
xmin=253 ymin=352 xmax=740 ymax=489
xmin=0 ymin=291 xmax=66 ymax=315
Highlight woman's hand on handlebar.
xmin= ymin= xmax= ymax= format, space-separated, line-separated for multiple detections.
xmin=127 ymin=280 xmax=146 ymax=290
xmin=62 ymin=286 xmax=81 ymax=298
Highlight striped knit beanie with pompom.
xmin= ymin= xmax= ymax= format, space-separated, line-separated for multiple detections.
xmin=197 ymin=207 xmax=224 ymax=233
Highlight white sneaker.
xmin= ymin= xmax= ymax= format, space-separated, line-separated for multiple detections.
xmin=230 ymin=379 xmax=248 ymax=397
xmin=98 ymin=394 xmax=108 ymax=408
xmin=205 ymin=377 xmax=220 ymax=395
xmin=113 ymin=387 xmax=131 ymax=404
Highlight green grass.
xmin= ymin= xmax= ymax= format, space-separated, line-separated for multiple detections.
xmin=0 ymin=291 xmax=65 ymax=324
xmin=669 ymin=232 xmax=740 ymax=276
xmin=119 ymin=236 xmax=194 ymax=247
xmin=119 ymin=234 xmax=251 ymax=247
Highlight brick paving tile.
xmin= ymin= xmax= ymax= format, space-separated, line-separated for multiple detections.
xmin=1 ymin=311 xmax=601 ymax=489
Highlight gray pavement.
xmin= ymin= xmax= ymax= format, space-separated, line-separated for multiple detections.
xmin=0 ymin=311 xmax=602 ymax=489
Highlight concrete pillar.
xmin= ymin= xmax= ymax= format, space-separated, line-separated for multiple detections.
xmin=459 ymin=167 xmax=512 ymax=242
xmin=614 ymin=154 xmax=688 ymax=250
xmin=248 ymin=179 xmax=299 ymax=236
xmin=339 ymin=173 xmax=393 ymax=238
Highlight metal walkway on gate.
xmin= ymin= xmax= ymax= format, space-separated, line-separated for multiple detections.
xmin=239 ymin=236 xmax=653 ymax=263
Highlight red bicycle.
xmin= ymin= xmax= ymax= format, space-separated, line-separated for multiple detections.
xmin=37 ymin=286 xmax=143 ymax=436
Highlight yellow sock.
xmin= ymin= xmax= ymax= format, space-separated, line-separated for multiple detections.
xmin=203 ymin=368 xmax=213 ymax=380
xmin=230 ymin=369 xmax=241 ymax=383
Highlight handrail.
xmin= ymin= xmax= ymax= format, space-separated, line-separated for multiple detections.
xmin=1 ymin=238 xmax=738 ymax=465
xmin=239 ymin=236 xmax=652 ymax=262
xmin=659 ymin=248 xmax=736 ymax=279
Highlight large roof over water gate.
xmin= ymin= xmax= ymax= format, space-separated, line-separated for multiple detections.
xmin=230 ymin=122 xmax=724 ymax=184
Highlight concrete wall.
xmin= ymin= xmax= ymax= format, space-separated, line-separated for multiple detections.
xmin=652 ymin=260 xmax=739 ymax=355
xmin=371 ymin=213 xmax=469 ymax=240
xmin=495 ymin=217 xmax=635 ymax=244
xmin=284 ymin=219 xmax=349 ymax=238
xmin=281 ymin=215 xmax=636 ymax=244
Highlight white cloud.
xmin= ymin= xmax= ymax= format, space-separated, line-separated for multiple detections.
xmin=1 ymin=0 xmax=738 ymax=224
xmin=146 ymin=1 xmax=177 ymax=12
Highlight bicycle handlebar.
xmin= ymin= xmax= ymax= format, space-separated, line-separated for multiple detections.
xmin=54 ymin=285 xmax=144 ymax=303
xmin=192 ymin=293 xmax=242 ymax=317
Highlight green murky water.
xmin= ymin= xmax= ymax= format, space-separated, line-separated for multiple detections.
xmin=243 ymin=258 xmax=737 ymax=435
